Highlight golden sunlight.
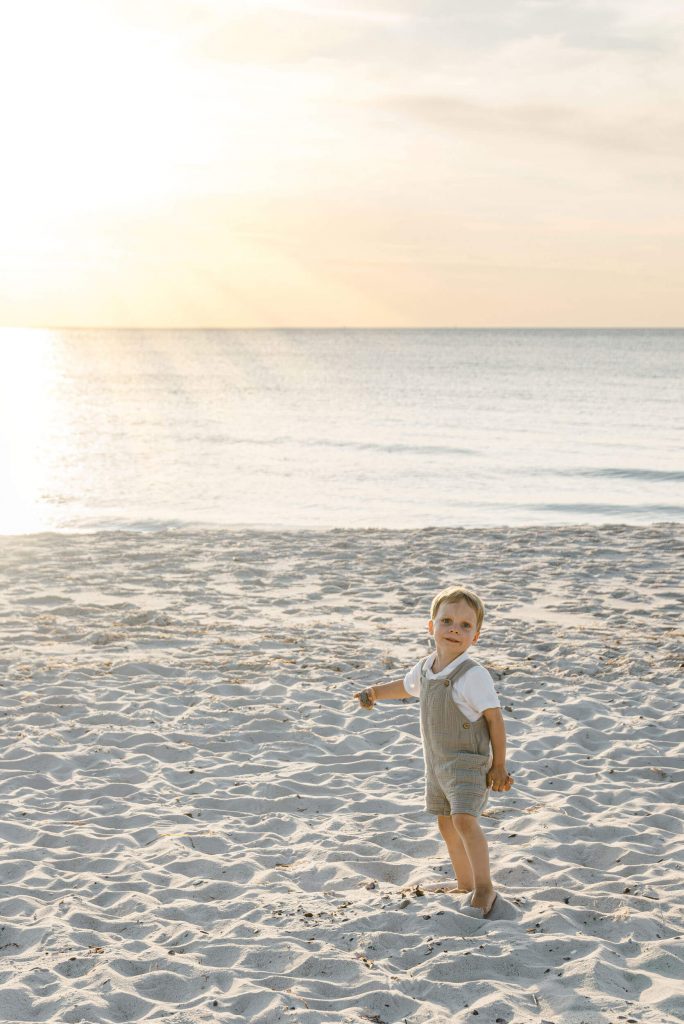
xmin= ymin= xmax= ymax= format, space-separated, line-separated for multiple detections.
xmin=0 ymin=329 xmax=60 ymax=533
xmin=0 ymin=3 xmax=212 ymax=244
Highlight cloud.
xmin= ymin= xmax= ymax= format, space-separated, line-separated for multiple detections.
xmin=4 ymin=0 xmax=684 ymax=326
xmin=171 ymin=0 xmax=684 ymax=66
xmin=374 ymin=93 xmax=684 ymax=161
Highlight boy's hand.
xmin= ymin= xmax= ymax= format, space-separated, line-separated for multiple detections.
xmin=487 ymin=766 xmax=514 ymax=792
xmin=354 ymin=687 xmax=376 ymax=710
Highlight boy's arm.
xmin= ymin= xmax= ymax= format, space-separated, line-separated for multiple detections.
xmin=481 ymin=706 xmax=514 ymax=791
xmin=372 ymin=678 xmax=412 ymax=700
xmin=482 ymin=706 xmax=506 ymax=767
xmin=353 ymin=678 xmax=411 ymax=707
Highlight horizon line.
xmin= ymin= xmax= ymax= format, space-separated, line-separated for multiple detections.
xmin=2 ymin=324 xmax=683 ymax=332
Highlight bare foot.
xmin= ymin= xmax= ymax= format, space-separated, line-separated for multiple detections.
xmin=470 ymin=887 xmax=497 ymax=916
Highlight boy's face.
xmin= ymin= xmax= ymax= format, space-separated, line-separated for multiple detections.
xmin=428 ymin=599 xmax=480 ymax=661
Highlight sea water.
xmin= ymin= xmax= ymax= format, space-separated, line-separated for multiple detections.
xmin=2 ymin=328 xmax=682 ymax=532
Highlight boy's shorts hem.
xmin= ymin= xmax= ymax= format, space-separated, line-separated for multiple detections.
xmin=424 ymin=787 xmax=490 ymax=818
xmin=425 ymin=807 xmax=481 ymax=817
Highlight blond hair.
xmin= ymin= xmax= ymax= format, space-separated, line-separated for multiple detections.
xmin=430 ymin=585 xmax=485 ymax=630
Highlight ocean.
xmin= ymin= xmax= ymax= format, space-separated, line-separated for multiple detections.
xmin=2 ymin=328 xmax=682 ymax=533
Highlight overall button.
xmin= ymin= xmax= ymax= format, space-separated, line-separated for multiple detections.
xmin=462 ymin=722 xmax=470 ymax=729
xmin=443 ymin=680 xmax=449 ymax=687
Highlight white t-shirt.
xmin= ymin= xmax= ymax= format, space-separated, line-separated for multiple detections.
xmin=403 ymin=650 xmax=500 ymax=723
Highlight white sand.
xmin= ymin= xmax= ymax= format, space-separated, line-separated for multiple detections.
xmin=0 ymin=524 xmax=682 ymax=1024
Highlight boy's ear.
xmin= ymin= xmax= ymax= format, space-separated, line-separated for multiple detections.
xmin=427 ymin=619 xmax=434 ymax=635
xmin=472 ymin=629 xmax=480 ymax=645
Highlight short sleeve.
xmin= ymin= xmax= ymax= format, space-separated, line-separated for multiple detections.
xmin=403 ymin=660 xmax=424 ymax=698
xmin=457 ymin=665 xmax=500 ymax=715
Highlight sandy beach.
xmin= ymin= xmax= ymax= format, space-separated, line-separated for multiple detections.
xmin=0 ymin=523 xmax=682 ymax=1024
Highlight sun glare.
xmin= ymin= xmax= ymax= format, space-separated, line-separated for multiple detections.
xmin=0 ymin=329 xmax=61 ymax=534
xmin=0 ymin=3 xmax=213 ymax=247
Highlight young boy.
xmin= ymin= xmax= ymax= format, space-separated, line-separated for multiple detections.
xmin=354 ymin=585 xmax=513 ymax=918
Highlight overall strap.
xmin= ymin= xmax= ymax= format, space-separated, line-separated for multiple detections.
xmin=445 ymin=657 xmax=478 ymax=685
xmin=419 ymin=655 xmax=433 ymax=681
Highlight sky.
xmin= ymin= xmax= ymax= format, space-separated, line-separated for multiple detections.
xmin=1 ymin=0 xmax=683 ymax=328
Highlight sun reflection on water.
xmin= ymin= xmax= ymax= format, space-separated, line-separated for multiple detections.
xmin=0 ymin=328 xmax=62 ymax=534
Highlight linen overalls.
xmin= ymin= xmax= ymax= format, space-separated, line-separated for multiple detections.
xmin=419 ymin=656 xmax=492 ymax=817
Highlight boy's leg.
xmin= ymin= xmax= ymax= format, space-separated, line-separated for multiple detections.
xmin=437 ymin=815 xmax=474 ymax=892
xmin=451 ymin=813 xmax=496 ymax=914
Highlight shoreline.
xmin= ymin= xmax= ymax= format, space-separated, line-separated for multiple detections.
xmin=2 ymin=517 xmax=682 ymax=539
